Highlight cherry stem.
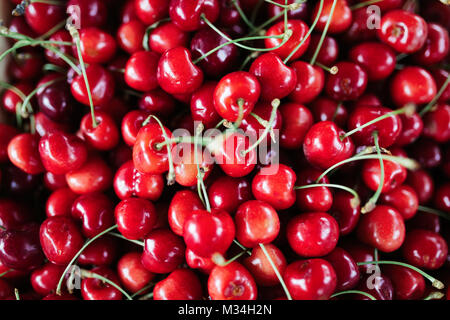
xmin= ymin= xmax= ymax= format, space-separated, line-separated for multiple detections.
xmin=142 ymin=18 xmax=171 ymax=51
xmin=331 ymin=290 xmax=377 ymax=300
xmin=38 ymin=19 xmax=66 ymax=40
xmin=21 ymin=77 xmax=63 ymax=118
xmin=315 ymin=154 xmax=419 ymax=184
xmin=42 ymin=63 xmax=66 ymax=74
xmin=424 ymin=292 xmax=445 ymax=300
xmin=232 ymin=0 xmax=256 ymax=30
xmin=259 ymin=243 xmax=293 ymax=300
xmin=239 ymin=51 xmax=260 ymax=70
xmin=138 ymin=292 xmax=154 ymax=300
xmin=283 ymin=0 xmax=324 ymax=63
xmin=131 ymin=283 xmax=154 ymax=298
xmin=233 ymin=239 xmax=252 ymax=255
xmin=55 ymin=224 xmax=118 ymax=296
xmin=248 ymin=11 xmax=285 ymax=36
xmin=194 ymin=123 xmax=211 ymax=212
xmin=212 ymin=250 xmax=247 ymax=267
xmin=0 ymin=270 xmax=12 ymax=278
xmin=316 ymin=62 xmax=339 ymax=75
xmin=350 ymin=0 xmax=383 ymax=10
xmin=357 ymin=261 xmax=444 ymax=289
xmin=250 ymin=0 xmax=265 ymax=24
xmin=80 ymin=269 xmax=133 ymax=300
xmin=0 ymin=81 xmax=26 ymax=127
xmin=107 ymin=232 xmax=145 ymax=247
xmin=417 ymin=205 xmax=450 ymax=221
xmin=234 ymin=98 xmax=246 ymax=129
xmin=294 ymin=184 xmax=360 ymax=205
xmin=361 ymin=131 xmax=384 ymax=214
xmin=41 ymin=43 xmax=82 ymax=75
xmin=264 ymin=0 xmax=306 ymax=8
xmin=419 ymin=75 xmax=450 ymax=117
xmin=331 ymin=102 xmax=342 ymax=122
xmin=341 ymin=104 xmax=416 ymax=140
xmin=14 ymin=288 xmax=20 ymax=300
xmin=310 ymin=0 xmax=338 ymax=66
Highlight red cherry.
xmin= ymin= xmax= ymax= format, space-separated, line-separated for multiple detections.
xmin=310 ymin=98 xmax=347 ymax=129
xmin=208 ymin=261 xmax=257 ymax=300
xmin=121 ymin=110 xmax=150 ymax=146
xmin=1 ymin=82 xmax=33 ymax=114
xmin=125 ymin=51 xmax=159 ymax=92
xmin=287 ymin=212 xmax=339 ymax=257
xmin=402 ymin=229 xmax=448 ymax=270
xmin=410 ymin=138 xmax=442 ymax=169
xmin=71 ymin=64 xmax=115 ymax=106
xmin=114 ymin=160 xmax=164 ymax=201
xmin=115 ymin=198 xmax=157 ymax=240
xmin=157 ymin=47 xmax=204 ymax=95
xmin=349 ymin=42 xmax=396 ymax=81
xmin=44 ymin=30 xmax=72 ymax=67
xmin=324 ymin=247 xmax=360 ymax=291
xmin=183 ymin=209 xmax=235 ymax=258
xmin=139 ymin=88 xmax=176 ymax=118
xmin=80 ymin=111 xmax=119 ymax=151
xmin=377 ymin=10 xmax=428 ymax=53
xmin=46 ymin=188 xmax=78 ymax=218
xmin=0 ymin=199 xmax=32 ymax=230
xmin=434 ymin=183 xmax=450 ymax=212
xmin=289 ymin=61 xmax=325 ymax=104
xmin=413 ymin=23 xmax=449 ymax=65
xmin=169 ymin=0 xmax=220 ymax=31
xmin=329 ymin=190 xmax=361 ymax=236
xmin=342 ymin=7 xmax=377 ymax=43
xmin=75 ymin=27 xmax=116 ymax=64
xmin=39 ymin=216 xmax=84 ymax=265
xmin=154 ymin=268 xmax=203 ymax=300
xmin=8 ymin=49 xmax=43 ymax=81
xmin=65 ymin=156 xmax=113 ymax=194
xmin=190 ymin=82 xmax=221 ymax=129
xmin=390 ymin=67 xmax=437 ymax=107
xmin=355 ymin=274 xmax=393 ymax=300
xmin=312 ymin=0 xmax=352 ymax=34
xmin=265 ymin=20 xmax=310 ymax=62
xmin=141 ymin=229 xmax=185 ymax=274
xmin=304 ymin=34 xmax=339 ymax=66
xmin=423 ymin=104 xmax=450 ymax=143
xmin=168 ymin=190 xmax=204 ymax=236
xmin=284 ymin=259 xmax=337 ymax=300
xmin=81 ymin=267 xmax=122 ymax=300
xmin=295 ymin=168 xmax=332 ymax=212
xmin=240 ymin=101 xmax=283 ymax=144
xmin=117 ymin=20 xmax=146 ymax=54
xmin=325 ymin=61 xmax=368 ymax=101
xmin=208 ymin=175 xmax=252 ymax=214
xmin=67 ymin=0 xmax=108 ymax=28
xmin=149 ymin=21 xmax=189 ymax=54
xmin=380 ymin=185 xmax=418 ymax=220
xmin=394 ymin=113 xmax=423 ymax=147
xmin=252 ymin=164 xmax=296 ymax=210
xmin=31 ymin=263 xmax=65 ymax=296
xmin=78 ymin=237 xmax=117 ymax=266
xmin=117 ymin=252 xmax=155 ymax=294
xmin=362 ymin=158 xmax=407 ymax=193
xmin=172 ymin=143 xmax=214 ymax=187
xmin=25 ymin=3 xmax=65 ymax=35
xmin=35 ymin=112 xmax=70 ymax=138
xmin=135 ymin=0 xmax=169 ymax=25
xmin=213 ymin=71 xmax=261 ymax=122
xmin=279 ymin=102 xmax=313 ymax=149
xmin=8 ymin=133 xmax=44 ymax=175
xmin=383 ymin=265 xmax=425 ymax=300
xmin=432 ymin=69 xmax=450 ymax=104
xmin=0 ymin=124 xmax=18 ymax=163
xmin=406 ymin=169 xmax=434 ymax=204
xmin=356 ymin=205 xmax=405 ymax=252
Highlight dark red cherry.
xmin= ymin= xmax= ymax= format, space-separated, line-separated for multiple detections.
xmin=349 ymin=42 xmax=396 ymax=81
xmin=149 ymin=21 xmax=189 ymax=54
xmin=249 ymin=53 xmax=297 ymax=101
xmin=65 ymin=156 xmax=113 ymax=194
xmin=141 ymin=229 xmax=185 ymax=274
xmin=183 ymin=209 xmax=235 ymax=258
xmin=8 ymin=133 xmax=44 ymax=175
xmin=303 ymin=121 xmax=355 ymax=170
xmin=409 ymin=138 xmax=442 ymax=169
xmin=78 ymin=237 xmax=117 ymax=266
xmin=413 ymin=23 xmax=449 ymax=65
xmin=284 ymin=259 xmax=337 ymax=300
xmin=289 ymin=61 xmax=325 ymax=104
xmin=279 ymin=102 xmax=313 ymax=149
xmin=295 ymin=167 xmax=332 ymax=212
xmin=312 ymin=0 xmax=352 ymax=34
xmin=342 ymin=7 xmax=376 ymax=43
xmin=37 ymin=81 xmax=76 ymax=123
xmin=432 ymin=69 xmax=450 ymax=104
xmin=2 ymin=164 xmax=41 ymax=195
xmin=252 ymin=164 xmax=296 ymax=210
xmin=42 ymin=293 xmax=78 ymax=300
xmin=208 ymin=175 xmax=252 ymax=214
xmin=71 ymin=64 xmax=115 ymax=106
xmin=325 ymin=61 xmax=368 ymax=101
xmin=117 ymin=20 xmax=146 ymax=54
xmin=31 ymin=262 xmax=65 ymax=296
xmin=383 ymin=265 xmax=425 ymax=300
xmin=117 ymin=252 xmax=155 ymax=294
xmin=8 ymin=49 xmax=43 ymax=81
xmin=208 ymin=261 xmax=257 ymax=300
xmin=355 ymin=274 xmax=393 ymax=300
xmin=25 ymin=3 xmax=65 ymax=35
xmin=190 ymin=82 xmax=221 ymax=129
xmin=394 ymin=113 xmax=423 ymax=147
xmin=310 ymin=97 xmax=348 ymax=128
xmin=380 ymin=185 xmax=418 ymax=220
xmin=135 ymin=0 xmax=169 ymax=25
xmin=423 ymin=104 xmax=450 ymax=143
xmin=362 ymin=158 xmax=407 ymax=193
xmin=8 ymin=16 xmax=36 ymax=40
xmin=157 ymin=47 xmax=204 ymax=95
xmin=139 ymin=88 xmax=176 ymax=118
xmin=125 ymin=51 xmax=159 ymax=92
xmin=76 ymin=27 xmax=117 ymax=64
xmin=80 ymin=111 xmax=119 ymax=151
xmin=329 ymin=190 xmax=361 ymax=236
xmin=341 ymin=241 xmax=375 ymax=273
xmin=44 ymin=30 xmax=73 ymax=67
xmin=377 ymin=10 xmax=428 ymax=53
xmin=356 ymin=205 xmax=405 ymax=253
xmin=287 ymin=212 xmax=339 ymax=257
xmin=266 ymin=0 xmax=309 ymax=21
xmin=213 ymin=71 xmax=261 ymax=122
xmin=0 ymin=124 xmax=18 ymax=163
xmin=67 ymin=0 xmax=108 ymax=28
xmin=408 ymin=212 xmax=440 ymax=234
xmin=169 ymin=0 xmax=220 ymax=31
xmin=324 ymin=247 xmax=359 ymax=291
xmin=390 ymin=67 xmax=436 ymax=107
xmin=402 ymin=229 xmax=448 ymax=270
xmin=304 ymin=34 xmax=339 ymax=66
xmin=240 ymin=101 xmax=282 ymax=144
xmin=115 ymin=198 xmax=157 ymax=240
xmin=154 ymin=268 xmax=203 ymax=300
xmin=406 ymin=169 xmax=434 ymax=204
xmin=0 ymin=199 xmax=31 ymax=230
xmin=81 ymin=267 xmax=122 ymax=300
xmin=434 ymin=183 xmax=450 ymax=213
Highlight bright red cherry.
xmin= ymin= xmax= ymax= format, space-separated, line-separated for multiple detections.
xmin=383 ymin=265 xmax=425 ymax=300
xmin=78 ymin=237 xmax=117 ymax=267
xmin=208 ymin=175 xmax=252 ymax=214
xmin=208 ymin=262 xmax=257 ymax=300
xmin=154 ymin=268 xmax=203 ymax=300
xmin=190 ymin=82 xmax=221 ymax=129
xmin=312 ymin=0 xmax=352 ymax=34
xmin=325 ymin=61 xmax=368 ymax=101
xmin=31 ymin=262 xmax=65 ymax=296
xmin=284 ymin=259 xmax=337 ymax=300
xmin=44 ymin=30 xmax=72 ymax=67
xmin=362 ymin=158 xmax=407 ymax=193
xmin=324 ymin=247 xmax=359 ymax=291
xmin=46 ymin=188 xmax=78 ymax=218
xmin=121 ymin=110 xmax=150 ymax=147
xmin=287 ymin=212 xmax=339 ymax=257
xmin=117 ymin=252 xmax=155 ymax=294
xmin=125 ymin=51 xmax=159 ymax=92
xmin=279 ymin=102 xmax=313 ymax=149
xmin=81 ymin=267 xmax=122 ymax=300
xmin=65 ymin=156 xmax=113 ymax=194
xmin=8 ymin=133 xmax=44 ymax=175
xmin=115 ymin=198 xmax=157 ymax=240
xmin=185 ymin=247 xmax=215 ymax=274
xmin=67 ymin=0 xmax=108 ymax=28
xmin=25 ymin=3 xmax=65 ymax=35
xmin=139 ymin=88 xmax=176 ymax=118
xmin=76 ymin=27 xmax=116 ymax=64
xmin=289 ymin=61 xmax=324 ymax=104
xmin=117 ymin=20 xmax=146 ymax=54
xmin=356 ymin=205 xmax=405 ymax=253
xmin=135 ymin=0 xmax=169 ymax=25
xmin=169 ymin=0 xmax=220 ymax=31
xmin=80 ymin=111 xmax=119 ymax=151
xmin=413 ymin=23 xmax=449 ymax=65
xmin=349 ymin=42 xmax=396 ymax=81
xmin=304 ymin=34 xmax=339 ymax=66
xmin=172 ymin=143 xmax=214 ymax=187
xmin=149 ymin=21 xmax=189 ymax=54
xmin=1 ymin=82 xmax=33 ymax=114
xmin=168 ymin=190 xmax=204 ymax=236
xmin=380 ymin=185 xmax=418 ymax=220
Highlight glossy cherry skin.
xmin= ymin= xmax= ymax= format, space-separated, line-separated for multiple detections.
xmin=157 ymin=47 xmax=204 ymax=95
xmin=380 ymin=185 xmax=418 ymax=220
xmin=0 ymin=223 xmax=44 ymax=271
xmin=25 ymin=3 xmax=65 ymax=35
xmin=423 ymin=104 xmax=450 ymax=143
xmin=413 ymin=23 xmax=449 ymax=65
xmin=114 ymin=160 xmax=164 ymax=201
xmin=377 ymin=10 xmax=428 ymax=53
xmin=81 ymin=267 xmax=122 ymax=300
xmin=434 ymin=183 xmax=450 ymax=212
xmin=406 ymin=169 xmax=434 ymax=204
xmin=133 ymin=122 xmax=173 ymax=175
xmin=325 ymin=61 xmax=368 ymax=101
xmin=304 ymin=34 xmax=339 ymax=66
xmin=71 ymin=64 xmax=115 ymax=107
xmin=154 ymin=268 xmax=203 ymax=300
xmin=356 ymin=205 xmax=405 ymax=253
xmin=329 ymin=191 xmax=361 ymax=236
xmin=77 ymin=236 xmax=117 ymax=266
xmin=2 ymin=164 xmax=41 ymax=195
xmin=8 ymin=133 xmax=45 ymax=175
xmin=390 ymin=67 xmax=437 ymax=107
xmin=1 ymin=82 xmax=33 ymax=114
xmin=38 ymin=131 xmax=87 ymax=175
xmin=208 ymin=261 xmax=257 ymax=300
xmin=252 ymin=164 xmax=296 ymax=210
xmin=172 ymin=143 xmax=214 ymax=187
xmin=355 ymin=274 xmax=393 ymax=300
xmin=31 ymin=262 xmax=65 ymax=296
xmin=312 ymin=0 xmax=352 ymax=34
xmin=186 ymin=247 xmax=215 ymax=274
xmin=0 ymin=124 xmax=18 ymax=163
xmin=8 ymin=49 xmax=44 ymax=81
xmin=44 ymin=30 xmax=72 ymax=66
xmin=35 ymin=112 xmax=70 ymax=138
xmin=115 ymin=198 xmax=157 ymax=240
xmin=394 ymin=113 xmax=423 ymax=147
xmin=65 ymin=156 xmax=113 ymax=194
xmin=125 ymin=51 xmax=159 ymax=92
xmin=168 ymin=190 xmax=204 ymax=236
xmin=410 ymin=138 xmax=442 ymax=169
xmin=249 ymin=53 xmax=297 ymax=101
xmin=169 ymin=0 xmax=220 ymax=31
xmin=141 ymin=229 xmax=185 ymax=274
xmin=324 ymin=247 xmax=359 ymax=291
xmin=37 ymin=79 xmax=76 ymax=123
xmin=213 ymin=71 xmax=261 ymax=122
xmin=46 ymin=188 xmax=78 ymax=218
xmin=289 ymin=61 xmax=325 ymax=104
xmin=243 ymin=243 xmax=286 ymax=287
xmin=183 ymin=209 xmax=235 ymax=258
xmin=117 ymin=20 xmax=145 ymax=54
xmin=349 ymin=42 xmax=396 ymax=81
xmin=0 ymin=199 xmax=31 ymax=230
xmin=240 ymin=101 xmax=282 ymax=144
xmin=303 ymin=121 xmax=355 ymax=170
xmin=402 ymin=229 xmax=448 ymax=270
xmin=433 ymin=69 xmax=450 ymax=104
xmin=208 ymin=176 xmax=252 ymax=215
xmin=149 ymin=21 xmax=189 ymax=54
xmin=39 ymin=216 xmax=84 ymax=265
xmin=80 ymin=111 xmax=119 ymax=151
xmin=190 ymin=82 xmax=221 ymax=129
xmin=287 ymin=212 xmax=339 ymax=257
xmin=265 ymin=19 xmax=310 ymax=62
xmin=279 ymin=102 xmax=313 ymax=149
xmin=76 ymin=27 xmax=116 ymax=64
xmin=383 ymin=265 xmax=425 ymax=300
xmin=117 ymin=252 xmax=155 ymax=294
xmin=134 ymin=0 xmax=169 ymax=25
xmin=139 ymin=88 xmax=176 ymax=118
xmin=191 ymin=28 xmax=238 ymax=78
xmin=284 ymin=259 xmax=337 ymax=300
xmin=67 ymin=0 xmax=108 ymax=28
xmin=121 ymin=110 xmax=150 ymax=146
xmin=362 ymin=159 xmax=407 ymax=194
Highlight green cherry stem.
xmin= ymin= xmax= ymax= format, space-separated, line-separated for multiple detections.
xmin=131 ymin=283 xmax=155 ymax=298
xmin=424 ymin=292 xmax=445 ymax=300
xmin=233 ymin=239 xmax=252 ymax=256
xmin=107 ymin=232 xmax=145 ymax=247
xmin=419 ymin=75 xmax=450 ymax=117
xmin=294 ymin=183 xmax=360 ymax=205
xmin=0 ymin=270 xmax=12 ymax=278
xmin=142 ymin=18 xmax=171 ymax=51
xmin=331 ymin=290 xmax=377 ymax=300
xmin=138 ymin=291 xmax=154 ymax=300
xmin=248 ymin=11 xmax=285 ymax=36
xmin=417 ymin=206 xmax=450 ymax=221
xmin=350 ymin=0 xmax=383 ymax=10
xmin=14 ymin=288 xmax=20 ymax=300
xmin=331 ymin=102 xmax=342 ymax=122
xmin=315 ymin=62 xmax=339 ymax=75
xmin=232 ymin=0 xmax=256 ymax=30
xmin=80 ymin=269 xmax=133 ymax=300
xmin=212 ymin=249 xmax=248 ymax=267
xmin=310 ymin=0 xmax=338 ymax=66
xmin=195 ymin=123 xmax=211 ymax=212
xmin=41 ymin=44 xmax=82 ymax=75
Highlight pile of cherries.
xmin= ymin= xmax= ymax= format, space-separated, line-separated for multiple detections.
xmin=0 ymin=0 xmax=449 ymax=301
